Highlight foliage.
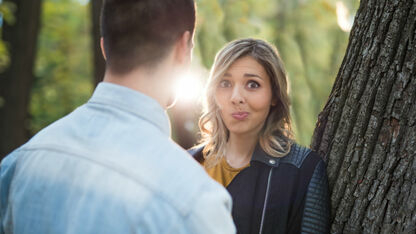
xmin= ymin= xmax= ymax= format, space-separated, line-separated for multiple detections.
xmin=30 ymin=0 xmax=93 ymax=133
xmin=195 ymin=0 xmax=358 ymax=145
xmin=28 ymin=0 xmax=359 ymax=147
xmin=0 ymin=0 xmax=16 ymax=72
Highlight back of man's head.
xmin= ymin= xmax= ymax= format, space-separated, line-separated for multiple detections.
xmin=101 ymin=0 xmax=196 ymax=75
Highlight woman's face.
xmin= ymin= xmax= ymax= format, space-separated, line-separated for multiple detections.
xmin=214 ymin=56 xmax=274 ymax=137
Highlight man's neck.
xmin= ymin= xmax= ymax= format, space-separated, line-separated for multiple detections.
xmin=102 ymin=63 xmax=173 ymax=109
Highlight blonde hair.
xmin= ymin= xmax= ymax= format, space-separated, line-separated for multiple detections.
xmin=198 ymin=38 xmax=293 ymax=168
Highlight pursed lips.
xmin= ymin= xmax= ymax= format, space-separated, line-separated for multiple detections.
xmin=231 ymin=111 xmax=249 ymax=120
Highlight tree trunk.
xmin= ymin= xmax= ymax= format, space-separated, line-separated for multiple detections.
xmin=0 ymin=0 xmax=41 ymax=158
xmin=311 ymin=0 xmax=416 ymax=233
xmin=91 ymin=0 xmax=105 ymax=86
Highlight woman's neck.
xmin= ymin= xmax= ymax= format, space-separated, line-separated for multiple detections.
xmin=225 ymin=133 xmax=258 ymax=168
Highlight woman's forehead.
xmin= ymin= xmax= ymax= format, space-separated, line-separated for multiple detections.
xmin=225 ymin=56 xmax=266 ymax=75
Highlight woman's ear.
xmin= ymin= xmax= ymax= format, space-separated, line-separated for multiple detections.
xmin=271 ymin=98 xmax=278 ymax=106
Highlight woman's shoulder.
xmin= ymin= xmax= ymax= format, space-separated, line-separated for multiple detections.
xmin=280 ymin=143 xmax=324 ymax=169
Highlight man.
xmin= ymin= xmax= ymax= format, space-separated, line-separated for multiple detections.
xmin=0 ymin=0 xmax=235 ymax=233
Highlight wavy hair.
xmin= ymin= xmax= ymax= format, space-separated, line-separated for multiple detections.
xmin=198 ymin=38 xmax=294 ymax=168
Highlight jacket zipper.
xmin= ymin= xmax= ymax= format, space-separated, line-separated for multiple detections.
xmin=259 ymin=167 xmax=273 ymax=234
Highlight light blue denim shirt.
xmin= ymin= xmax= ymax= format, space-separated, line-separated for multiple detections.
xmin=0 ymin=82 xmax=235 ymax=234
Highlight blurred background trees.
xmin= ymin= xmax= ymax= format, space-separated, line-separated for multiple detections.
xmin=2 ymin=1 xmax=416 ymax=232
xmin=0 ymin=0 xmax=41 ymax=156
xmin=194 ymin=0 xmax=358 ymax=146
xmin=0 ymin=0 xmax=359 ymax=154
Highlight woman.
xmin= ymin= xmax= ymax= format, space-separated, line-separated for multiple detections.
xmin=189 ymin=38 xmax=330 ymax=234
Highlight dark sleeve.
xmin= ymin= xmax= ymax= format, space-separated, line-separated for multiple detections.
xmin=187 ymin=146 xmax=204 ymax=163
xmin=300 ymin=159 xmax=330 ymax=233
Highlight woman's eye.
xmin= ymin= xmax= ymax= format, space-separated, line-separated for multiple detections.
xmin=247 ymin=81 xmax=260 ymax=89
xmin=219 ymin=80 xmax=231 ymax=88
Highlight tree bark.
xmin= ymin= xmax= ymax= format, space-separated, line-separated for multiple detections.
xmin=91 ymin=0 xmax=105 ymax=86
xmin=311 ymin=0 xmax=416 ymax=233
xmin=0 ymin=0 xmax=41 ymax=158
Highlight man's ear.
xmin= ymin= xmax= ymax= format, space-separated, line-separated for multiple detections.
xmin=100 ymin=37 xmax=107 ymax=61
xmin=174 ymin=31 xmax=193 ymax=65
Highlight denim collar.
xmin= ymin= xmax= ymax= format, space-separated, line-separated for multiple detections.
xmin=88 ymin=82 xmax=171 ymax=136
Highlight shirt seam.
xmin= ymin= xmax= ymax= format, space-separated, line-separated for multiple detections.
xmin=15 ymin=144 xmax=190 ymax=216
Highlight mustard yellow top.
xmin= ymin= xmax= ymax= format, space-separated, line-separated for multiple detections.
xmin=204 ymin=157 xmax=250 ymax=187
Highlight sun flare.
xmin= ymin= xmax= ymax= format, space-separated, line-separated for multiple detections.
xmin=174 ymin=72 xmax=204 ymax=103
xmin=336 ymin=1 xmax=353 ymax=32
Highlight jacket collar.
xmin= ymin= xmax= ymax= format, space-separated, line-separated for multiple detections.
xmin=189 ymin=143 xmax=283 ymax=168
xmin=251 ymin=144 xmax=281 ymax=167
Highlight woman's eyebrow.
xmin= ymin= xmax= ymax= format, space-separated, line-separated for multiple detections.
xmin=244 ymin=73 xmax=263 ymax=80
xmin=223 ymin=72 xmax=263 ymax=80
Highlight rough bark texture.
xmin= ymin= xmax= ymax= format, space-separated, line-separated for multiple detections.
xmin=0 ymin=0 xmax=42 ymax=158
xmin=91 ymin=0 xmax=105 ymax=86
xmin=311 ymin=0 xmax=416 ymax=233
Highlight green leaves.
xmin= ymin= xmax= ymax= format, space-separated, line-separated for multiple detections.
xmin=25 ymin=0 xmax=358 ymax=146
xmin=0 ymin=0 xmax=16 ymax=72
xmin=195 ymin=0 xmax=357 ymax=145
xmin=30 ymin=0 xmax=93 ymax=133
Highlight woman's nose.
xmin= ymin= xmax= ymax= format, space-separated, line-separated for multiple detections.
xmin=230 ymin=87 xmax=244 ymax=105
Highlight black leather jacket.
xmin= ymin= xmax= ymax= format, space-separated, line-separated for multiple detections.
xmin=188 ymin=143 xmax=330 ymax=234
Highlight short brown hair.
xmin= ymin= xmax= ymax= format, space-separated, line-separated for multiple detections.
xmin=101 ymin=0 xmax=196 ymax=74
